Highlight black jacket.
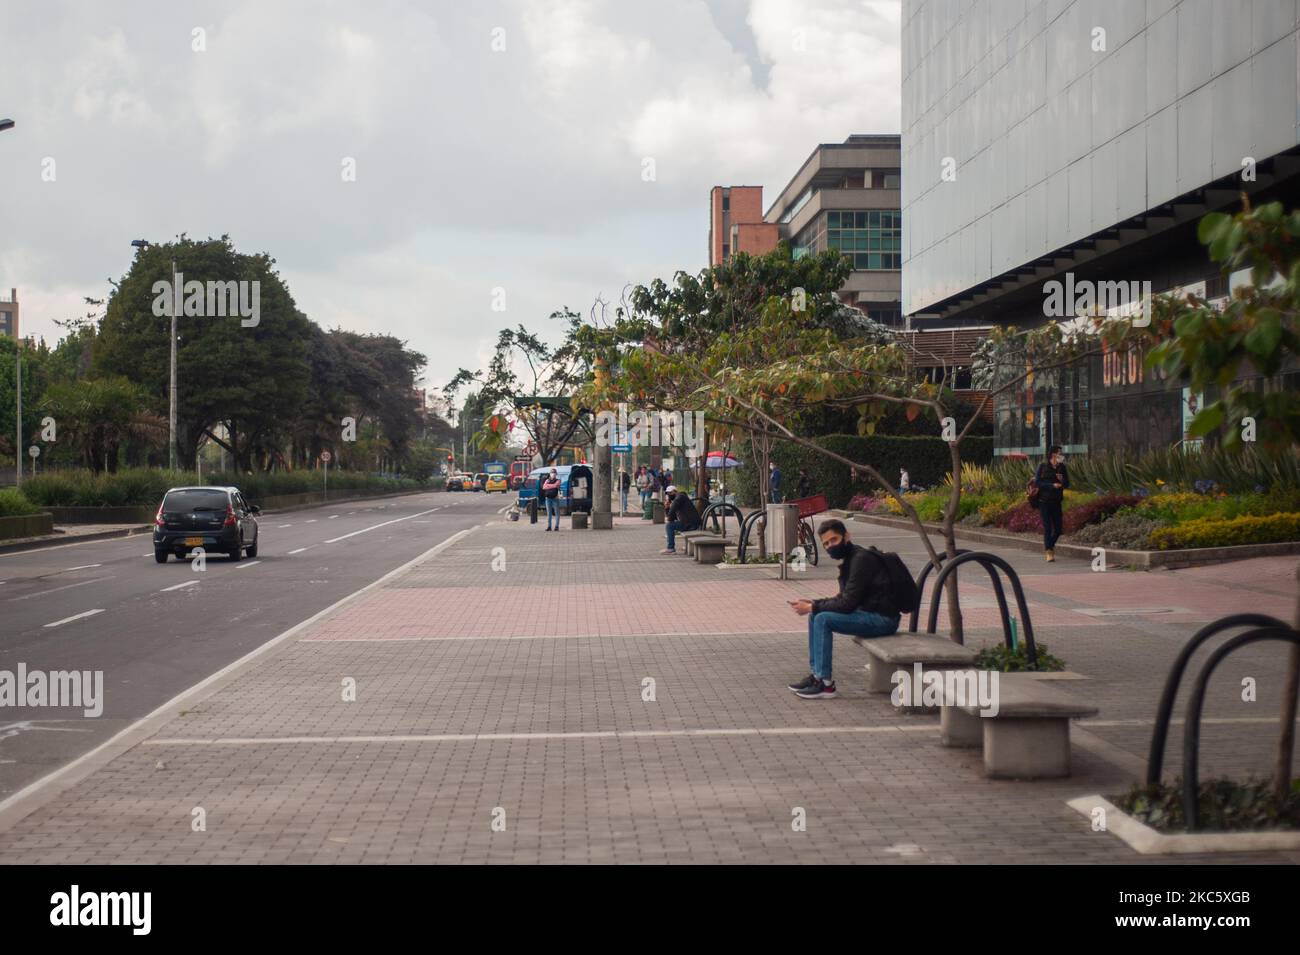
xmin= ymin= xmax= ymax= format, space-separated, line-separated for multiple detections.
xmin=1034 ymin=461 xmax=1070 ymax=505
xmin=667 ymin=493 xmax=700 ymax=530
xmin=812 ymin=543 xmax=892 ymax=615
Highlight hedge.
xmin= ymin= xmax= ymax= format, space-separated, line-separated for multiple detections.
xmin=18 ymin=467 xmax=424 ymax=507
xmin=1148 ymin=512 xmax=1300 ymax=550
xmin=0 ymin=488 xmax=43 ymax=517
xmin=728 ymin=434 xmax=994 ymax=509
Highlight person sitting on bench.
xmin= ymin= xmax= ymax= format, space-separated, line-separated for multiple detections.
xmin=786 ymin=519 xmax=901 ymax=699
xmin=660 ymin=485 xmax=700 ymax=554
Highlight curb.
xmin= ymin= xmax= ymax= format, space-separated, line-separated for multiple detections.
xmin=0 ymin=524 xmax=152 ymax=555
xmin=1067 ymin=795 xmax=1300 ymax=854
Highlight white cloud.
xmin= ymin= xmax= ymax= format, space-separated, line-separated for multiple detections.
xmin=0 ymin=0 xmax=901 ymax=391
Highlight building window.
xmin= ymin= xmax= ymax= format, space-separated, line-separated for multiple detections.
xmin=883 ymin=173 xmax=900 ymax=189
xmin=722 ymin=194 xmax=729 ymax=211
xmin=827 ymin=210 xmax=900 ymax=269
xmin=721 ymin=244 xmax=729 ymax=258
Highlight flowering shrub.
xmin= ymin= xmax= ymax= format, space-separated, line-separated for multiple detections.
xmin=847 ymin=493 xmax=885 ymax=512
xmin=1071 ymin=512 xmax=1167 ymax=549
xmin=996 ymin=493 xmax=1134 ymax=534
xmin=1148 ymin=512 xmax=1300 ymax=550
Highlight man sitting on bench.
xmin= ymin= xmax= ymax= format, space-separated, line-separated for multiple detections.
xmin=786 ymin=519 xmax=901 ymax=699
xmin=660 ymin=485 xmax=700 ymax=554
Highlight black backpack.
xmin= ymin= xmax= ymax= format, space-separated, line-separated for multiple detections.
xmin=865 ymin=546 xmax=919 ymax=616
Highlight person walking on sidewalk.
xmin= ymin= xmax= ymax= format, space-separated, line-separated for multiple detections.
xmin=636 ymin=466 xmax=651 ymax=508
xmin=769 ymin=461 xmax=783 ymax=503
xmin=660 ymin=485 xmax=700 ymax=554
xmin=786 ymin=520 xmax=901 ymax=699
xmin=541 ymin=467 xmax=563 ymax=531
xmin=618 ymin=468 xmax=631 ymax=514
xmin=1034 ymin=445 xmax=1070 ymax=562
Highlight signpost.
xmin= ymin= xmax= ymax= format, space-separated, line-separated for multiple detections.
xmin=321 ymin=450 xmax=332 ymax=498
xmin=28 ymin=445 xmax=38 ymax=477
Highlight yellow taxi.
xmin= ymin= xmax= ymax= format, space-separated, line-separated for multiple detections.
xmin=485 ymin=473 xmax=509 ymax=493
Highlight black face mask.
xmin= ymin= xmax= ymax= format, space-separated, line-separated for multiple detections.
xmin=826 ymin=541 xmax=852 ymax=561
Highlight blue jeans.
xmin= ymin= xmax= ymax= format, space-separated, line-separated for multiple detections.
xmin=666 ymin=520 xmax=695 ymax=549
xmin=544 ymin=497 xmax=560 ymax=528
xmin=808 ymin=609 xmax=900 ymax=681
xmin=620 ymin=490 xmax=629 ymax=513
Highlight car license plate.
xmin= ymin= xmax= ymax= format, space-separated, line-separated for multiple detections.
xmin=185 ymin=536 xmax=204 ymax=546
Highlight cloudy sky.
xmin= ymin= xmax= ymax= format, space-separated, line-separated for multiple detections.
xmin=0 ymin=0 xmax=901 ymax=404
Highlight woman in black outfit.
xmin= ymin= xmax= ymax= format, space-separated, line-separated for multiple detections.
xmin=1034 ymin=445 xmax=1069 ymax=562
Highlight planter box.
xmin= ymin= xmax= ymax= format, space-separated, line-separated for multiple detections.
xmin=1068 ymin=795 xmax=1300 ymax=854
xmin=848 ymin=513 xmax=1300 ymax=569
xmin=46 ymin=505 xmax=155 ymax=525
xmin=44 ymin=487 xmax=427 ymax=523
xmin=0 ymin=512 xmax=54 ymax=540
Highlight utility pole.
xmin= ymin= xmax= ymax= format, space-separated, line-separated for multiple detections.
xmin=169 ymin=257 xmax=178 ymax=472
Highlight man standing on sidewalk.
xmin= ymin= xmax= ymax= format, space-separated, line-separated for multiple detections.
xmin=660 ymin=485 xmax=700 ymax=554
xmin=618 ymin=468 xmax=631 ymax=515
xmin=786 ymin=520 xmax=901 ymax=699
xmin=769 ymin=461 xmax=783 ymax=503
xmin=541 ymin=468 xmax=562 ymax=531
xmin=1034 ymin=445 xmax=1069 ymax=562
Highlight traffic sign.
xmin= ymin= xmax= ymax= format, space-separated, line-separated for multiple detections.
xmin=321 ymin=450 xmax=332 ymax=463
xmin=28 ymin=445 xmax=39 ymax=458
xmin=611 ymin=444 xmax=632 ymax=453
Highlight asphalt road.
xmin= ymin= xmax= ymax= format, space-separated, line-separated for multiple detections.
xmin=0 ymin=489 xmax=508 ymax=798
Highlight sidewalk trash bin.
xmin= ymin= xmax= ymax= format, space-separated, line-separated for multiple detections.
xmin=571 ymin=511 xmax=588 ymax=529
xmin=652 ymin=500 xmax=665 ymax=525
xmin=642 ymin=499 xmax=654 ymax=520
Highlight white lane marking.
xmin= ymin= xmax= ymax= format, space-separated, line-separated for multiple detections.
xmin=288 ymin=547 xmax=308 ymax=555
xmin=306 ymin=520 xmax=317 ymax=523
xmin=277 ymin=524 xmax=292 ymax=528
xmin=63 ymin=563 xmax=102 ymax=572
xmin=234 ymin=560 xmax=261 ymax=570
xmin=8 ymin=577 xmax=114 ymax=603
xmin=328 ymin=515 xmax=339 ymax=520
xmin=160 ymin=580 xmax=199 ymax=593
xmin=142 ymin=553 xmax=154 ymax=558
xmin=413 ymin=520 xmax=431 ymax=524
xmin=323 ymin=506 xmax=443 ymax=544
xmin=43 ymin=609 xmax=104 ymax=629
xmin=0 ymin=523 xmax=480 ymax=828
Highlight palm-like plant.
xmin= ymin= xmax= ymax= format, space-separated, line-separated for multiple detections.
xmin=40 ymin=377 xmax=166 ymax=472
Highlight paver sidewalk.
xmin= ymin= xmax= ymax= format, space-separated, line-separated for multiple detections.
xmin=0 ymin=512 xmax=1296 ymax=864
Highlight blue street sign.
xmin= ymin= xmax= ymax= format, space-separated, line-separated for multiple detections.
xmin=611 ymin=444 xmax=632 ymax=453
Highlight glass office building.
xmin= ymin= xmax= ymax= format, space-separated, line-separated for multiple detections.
xmin=902 ymin=0 xmax=1300 ymax=455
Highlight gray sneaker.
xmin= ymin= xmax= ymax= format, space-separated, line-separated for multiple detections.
xmin=787 ymin=673 xmax=819 ymax=692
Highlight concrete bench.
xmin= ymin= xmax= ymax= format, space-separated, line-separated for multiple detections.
xmin=693 ymin=538 xmax=735 ymax=564
xmin=857 ymin=634 xmax=980 ymax=704
xmin=679 ymin=530 xmax=714 ymax=556
xmin=940 ymin=672 xmax=1099 ymax=779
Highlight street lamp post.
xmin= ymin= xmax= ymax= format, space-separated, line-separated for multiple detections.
xmin=3 ymin=119 xmax=16 ymax=485
xmin=132 ymin=239 xmax=178 ymax=471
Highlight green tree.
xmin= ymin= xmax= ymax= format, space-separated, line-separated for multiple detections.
xmin=93 ymin=235 xmax=313 ymax=470
xmin=40 ymin=377 xmax=165 ymax=472
xmin=1141 ymin=198 xmax=1300 ymax=804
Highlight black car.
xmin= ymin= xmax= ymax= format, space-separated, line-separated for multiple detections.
xmin=153 ymin=486 xmax=260 ymax=562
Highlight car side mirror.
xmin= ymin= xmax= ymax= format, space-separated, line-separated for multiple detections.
xmin=250 ymin=505 xmax=261 ymax=514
